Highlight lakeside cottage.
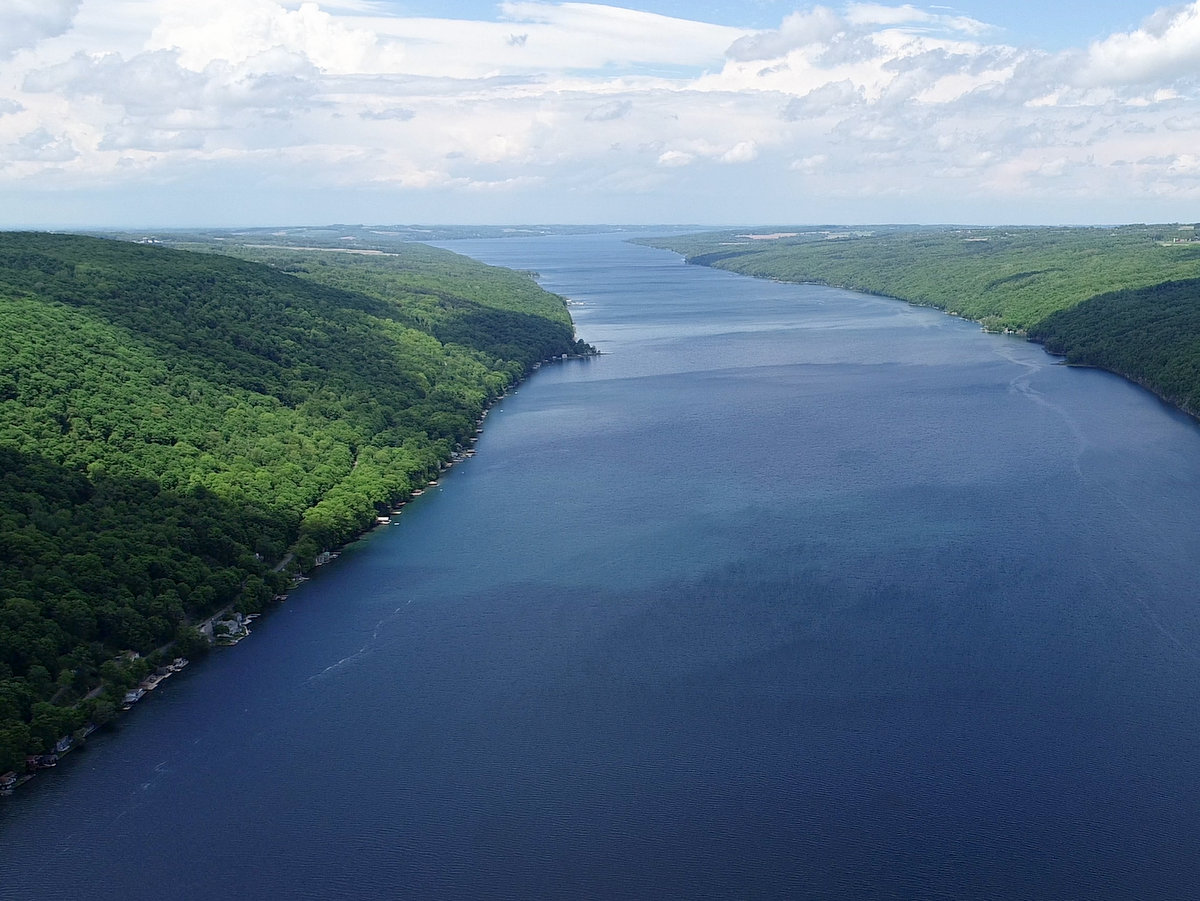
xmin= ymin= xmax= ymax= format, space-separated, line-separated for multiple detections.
xmin=25 ymin=754 xmax=58 ymax=772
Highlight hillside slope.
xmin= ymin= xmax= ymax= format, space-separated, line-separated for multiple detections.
xmin=0 ymin=233 xmax=587 ymax=771
xmin=647 ymin=226 xmax=1200 ymax=332
xmin=1028 ymin=278 xmax=1200 ymax=416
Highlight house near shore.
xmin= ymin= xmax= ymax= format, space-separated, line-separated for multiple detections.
xmin=122 ymin=688 xmax=145 ymax=707
xmin=25 ymin=754 xmax=58 ymax=771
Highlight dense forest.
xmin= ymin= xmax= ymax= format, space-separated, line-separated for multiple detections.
xmin=0 ymin=233 xmax=590 ymax=774
xmin=1028 ymin=279 xmax=1200 ymax=416
xmin=647 ymin=225 xmax=1200 ymax=419
xmin=648 ymin=226 xmax=1200 ymax=332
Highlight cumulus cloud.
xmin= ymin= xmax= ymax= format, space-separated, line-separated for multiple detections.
xmin=25 ymin=50 xmax=209 ymax=115
xmin=720 ymin=141 xmax=758 ymax=163
xmin=1167 ymin=153 xmax=1200 ymax=174
xmin=0 ymin=0 xmax=81 ymax=59
xmin=657 ymin=149 xmax=693 ymax=167
xmin=1035 ymin=157 xmax=1072 ymax=178
xmin=148 ymin=0 xmax=379 ymax=73
xmin=726 ymin=7 xmax=845 ymax=62
xmin=24 ymin=46 xmax=321 ymax=122
xmin=2 ymin=0 xmax=1200 ymax=224
xmin=7 ymin=127 xmax=78 ymax=162
xmin=790 ymin=153 xmax=828 ymax=173
xmin=784 ymin=79 xmax=864 ymax=118
xmin=1078 ymin=2 xmax=1200 ymax=86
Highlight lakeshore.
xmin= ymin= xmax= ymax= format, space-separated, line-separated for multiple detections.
xmin=644 ymin=226 xmax=1200 ymax=429
xmin=0 ymin=657 xmax=189 ymax=798
xmin=0 ymin=346 xmax=594 ymax=803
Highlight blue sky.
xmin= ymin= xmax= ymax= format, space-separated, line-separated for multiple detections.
xmin=390 ymin=1 xmax=1150 ymax=48
xmin=1 ymin=1 xmax=1198 ymax=226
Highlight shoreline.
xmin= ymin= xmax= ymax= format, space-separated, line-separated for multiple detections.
xmin=678 ymin=254 xmax=1200 ymax=429
xmin=0 ymin=345 xmax=597 ymax=803
xmin=366 ymin=348 xmax=598 ymax=531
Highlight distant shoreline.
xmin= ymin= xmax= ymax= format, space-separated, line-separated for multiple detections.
xmin=666 ymin=247 xmax=1200 ymax=429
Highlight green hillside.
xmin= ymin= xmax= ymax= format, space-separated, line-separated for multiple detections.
xmin=0 ymin=233 xmax=589 ymax=771
xmin=647 ymin=226 xmax=1200 ymax=332
xmin=1028 ymin=279 xmax=1200 ymax=416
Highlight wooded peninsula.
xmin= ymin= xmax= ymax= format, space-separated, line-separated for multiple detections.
xmin=645 ymin=225 xmax=1200 ymax=417
xmin=0 ymin=232 xmax=592 ymax=777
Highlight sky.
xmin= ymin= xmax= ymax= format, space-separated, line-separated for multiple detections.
xmin=1 ymin=0 xmax=1199 ymax=227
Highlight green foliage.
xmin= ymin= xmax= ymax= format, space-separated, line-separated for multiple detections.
xmin=1029 ymin=279 xmax=1200 ymax=414
xmin=647 ymin=226 xmax=1200 ymax=332
xmin=175 ymin=241 xmax=581 ymax=374
xmin=0 ymin=232 xmax=587 ymax=757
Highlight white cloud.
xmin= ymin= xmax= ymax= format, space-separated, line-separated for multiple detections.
xmin=657 ymin=149 xmax=693 ymax=167
xmin=1164 ymin=113 xmax=1200 ymax=131
xmin=726 ymin=7 xmax=845 ymax=62
xmin=6 ymin=127 xmax=78 ymax=162
xmin=844 ymin=3 xmax=990 ymax=36
xmin=148 ymin=0 xmax=379 ymax=74
xmin=784 ymin=79 xmax=864 ymax=118
xmin=720 ymin=141 xmax=758 ymax=163
xmin=462 ymin=174 xmax=545 ymax=192
xmin=1167 ymin=153 xmax=1200 ymax=174
xmin=1078 ymin=2 xmax=1200 ymax=86
xmin=25 ymin=50 xmax=210 ymax=115
xmin=790 ymin=153 xmax=828 ymax=173
xmin=0 ymin=0 xmax=81 ymax=59
xmin=1035 ymin=156 xmax=1071 ymax=178
xmin=2 ymin=0 xmax=1200 ymax=225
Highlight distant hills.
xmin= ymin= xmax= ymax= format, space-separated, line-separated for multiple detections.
xmin=102 ymin=223 xmax=682 ymax=248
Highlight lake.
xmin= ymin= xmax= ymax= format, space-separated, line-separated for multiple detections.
xmin=3 ymin=233 xmax=1200 ymax=899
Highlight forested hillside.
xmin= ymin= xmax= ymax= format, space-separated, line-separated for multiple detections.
xmin=646 ymin=226 xmax=1200 ymax=420
xmin=0 ymin=233 xmax=588 ymax=772
xmin=647 ymin=226 xmax=1200 ymax=332
xmin=1028 ymin=279 xmax=1200 ymax=416
xmin=184 ymin=241 xmax=585 ymax=368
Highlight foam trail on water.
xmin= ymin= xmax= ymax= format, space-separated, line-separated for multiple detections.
xmin=306 ymin=604 xmax=408 ymax=683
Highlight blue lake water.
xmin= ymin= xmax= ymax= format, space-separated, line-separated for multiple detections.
xmin=4 ymin=234 xmax=1200 ymax=898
